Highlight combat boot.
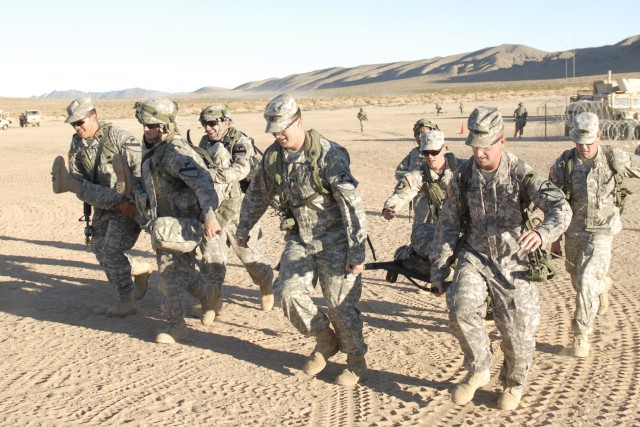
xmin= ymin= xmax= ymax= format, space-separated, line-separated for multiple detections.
xmin=598 ymin=277 xmax=612 ymax=315
xmin=335 ymin=354 xmax=368 ymax=386
xmin=199 ymin=284 xmax=218 ymax=326
xmin=112 ymin=153 xmax=134 ymax=195
xmin=303 ymin=327 xmax=340 ymax=376
xmin=260 ymin=280 xmax=274 ymax=312
xmin=572 ymin=333 xmax=590 ymax=358
xmin=105 ymin=292 xmax=137 ymax=318
xmin=131 ymin=261 xmax=152 ymax=300
xmin=155 ymin=319 xmax=188 ymax=344
xmin=51 ymin=156 xmax=82 ymax=194
xmin=451 ymin=369 xmax=490 ymax=405
xmin=497 ymin=386 xmax=523 ymax=410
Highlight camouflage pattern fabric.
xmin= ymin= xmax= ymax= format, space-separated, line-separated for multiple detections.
xmin=565 ymin=232 xmax=612 ymax=335
xmin=385 ymin=152 xmax=460 ymax=228
xmin=67 ymin=121 xmax=142 ymax=294
xmin=394 ymin=146 xmax=423 ymax=181
xmin=514 ymin=106 xmax=527 ymax=136
xmin=278 ymin=236 xmax=366 ymax=355
xmin=237 ymin=131 xmax=367 ymax=354
xmin=199 ymin=129 xmax=274 ymax=300
xmin=550 ymin=145 xmax=640 ymax=335
xmin=135 ymin=133 xmax=219 ymax=322
xmin=430 ymin=151 xmax=572 ymax=387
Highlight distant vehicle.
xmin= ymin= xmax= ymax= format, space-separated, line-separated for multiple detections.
xmin=565 ymin=71 xmax=640 ymax=140
xmin=0 ymin=117 xmax=10 ymax=130
xmin=19 ymin=110 xmax=41 ymax=127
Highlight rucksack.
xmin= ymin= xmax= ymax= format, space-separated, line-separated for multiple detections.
xmin=457 ymin=157 xmax=555 ymax=283
xmin=219 ymin=128 xmax=263 ymax=192
xmin=558 ymin=145 xmax=631 ymax=214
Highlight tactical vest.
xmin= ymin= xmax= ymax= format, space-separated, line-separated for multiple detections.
xmin=420 ymin=151 xmax=457 ymax=221
xmin=79 ymin=121 xmax=119 ymax=181
xmin=557 ymin=145 xmax=631 ymax=214
xmin=457 ymin=157 xmax=555 ymax=282
xmin=265 ymin=129 xmax=330 ymax=210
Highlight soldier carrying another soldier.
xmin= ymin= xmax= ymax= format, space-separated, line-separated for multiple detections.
xmin=236 ymin=94 xmax=369 ymax=386
xmin=51 ymin=97 xmax=151 ymax=318
xmin=549 ymin=112 xmax=640 ymax=358
xmin=429 ymin=107 xmax=571 ymax=410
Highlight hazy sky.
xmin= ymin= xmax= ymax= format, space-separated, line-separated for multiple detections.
xmin=2 ymin=0 xmax=638 ymax=98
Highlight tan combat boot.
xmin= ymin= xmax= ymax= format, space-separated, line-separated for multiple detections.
xmin=51 ymin=156 xmax=82 ymax=194
xmin=598 ymin=277 xmax=612 ymax=315
xmin=155 ymin=319 xmax=188 ymax=344
xmin=497 ymin=386 xmax=524 ymax=410
xmin=303 ymin=327 xmax=340 ymax=376
xmin=112 ymin=153 xmax=134 ymax=195
xmin=260 ymin=279 xmax=274 ymax=312
xmin=198 ymin=285 xmax=217 ymax=326
xmin=131 ymin=261 xmax=152 ymax=300
xmin=572 ymin=333 xmax=589 ymax=358
xmin=335 ymin=354 xmax=368 ymax=386
xmin=105 ymin=292 xmax=137 ymax=318
xmin=451 ymin=369 xmax=490 ymax=405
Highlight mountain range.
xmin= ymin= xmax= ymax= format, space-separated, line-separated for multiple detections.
xmin=37 ymin=35 xmax=640 ymax=99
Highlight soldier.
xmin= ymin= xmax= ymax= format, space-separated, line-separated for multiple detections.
xmin=459 ymin=102 xmax=464 ymax=115
xmin=429 ymin=107 xmax=571 ymax=410
xmin=197 ymin=104 xmax=274 ymax=313
xmin=51 ymin=97 xmax=151 ymax=317
xmin=393 ymin=119 xmax=440 ymax=232
xmin=435 ymin=103 xmax=443 ymax=116
xmin=236 ymin=94 xmax=368 ymax=386
xmin=383 ymin=129 xmax=461 ymax=229
xmin=132 ymin=98 xmax=222 ymax=344
xmin=513 ymin=102 xmax=528 ymax=138
xmin=356 ymin=108 xmax=368 ymax=132
xmin=549 ymin=112 xmax=640 ymax=357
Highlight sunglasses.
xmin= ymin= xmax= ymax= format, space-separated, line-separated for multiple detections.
xmin=271 ymin=117 xmax=297 ymax=137
xmin=71 ymin=119 xmax=86 ymax=127
xmin=422 ymin=147 xmax=443 ymax=157
xmin=145 ymin=123 xmax=161 ymax=129
xmin=203 ymin=119 xmax=219 ymax=127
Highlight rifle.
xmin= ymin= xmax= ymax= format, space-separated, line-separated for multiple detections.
xmin=79 ymin=202 xmax=93 ymax=245
xmin=364 ymin=260 xmax=440 ymax=293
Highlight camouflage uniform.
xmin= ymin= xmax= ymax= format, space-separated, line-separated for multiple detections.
xmin=430 ymin=108 xmax=571 ymax=393
xmin=198 ymin=123 xmax=274 ymax=310
xmin=549 ymin=112 xmax=640 ymax=338
xmin=385 ymin=152 xmax=461 ymax=228
xmin=393 ymin=119 xmax=440 ymax=228
xmin=237 ymin=96 xmax=368 ymax=359
xmin=132 ymin=99 xmax=219 ymax=327
xmin=66 ymin=106 xmax=142 ymax=297
xmin=513 ymin=103 xmax=527 ymax=138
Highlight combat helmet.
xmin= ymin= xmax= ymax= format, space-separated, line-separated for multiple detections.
xmin=199 ymin=103 xmax=232 ymax=125
xmin=412 ymin=118 xmax=440 ymax=139
xmin=134 ymin=98 xmax=178 ymax=128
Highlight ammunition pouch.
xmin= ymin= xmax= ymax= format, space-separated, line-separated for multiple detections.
xmin=150 ymin=216 xmax=203 ymax=253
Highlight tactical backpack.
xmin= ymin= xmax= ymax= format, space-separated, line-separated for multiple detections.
xmin=557 ymin=145 xmax=631 ymax=214
xmin=457 ymin=157 xmax=555 ymax=283
xmin=216 ymin=128 xmax=263 ymax=192
xmin=420 ymin=151 xmax=457 ymax=222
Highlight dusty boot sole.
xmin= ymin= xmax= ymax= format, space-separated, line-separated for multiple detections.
xmin=201 ymin=310 xmax=216 ymax=326
xmin=261 ymin=294 xmax=274 ymax=312
xmin=51 ymin=156 xmax=67 ymax=194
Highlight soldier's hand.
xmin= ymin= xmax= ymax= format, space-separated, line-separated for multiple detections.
xmin=517 ymin=230 xmax=542 ymax=252
xmin=430 ymin=280 xmax=446 ymax=297
xmin=382 ymin=206 xmax=396 ymax=220
xmin=345 ymin=262 xmax=364 ymax=275
xmin=115 ymin=201 xmax=135 ymax=218
xmin=236 ymin=236 xmax=250 ymax=248
xmin=203 ymin=218 xmax=222 ymax=237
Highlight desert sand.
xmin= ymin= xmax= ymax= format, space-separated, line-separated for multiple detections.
xmin=1 ymin=95 xmax=639 ymax=426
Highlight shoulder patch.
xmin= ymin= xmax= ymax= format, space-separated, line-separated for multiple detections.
xmin=178 ymin=160 xmax=200 ymax=178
